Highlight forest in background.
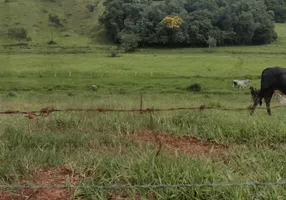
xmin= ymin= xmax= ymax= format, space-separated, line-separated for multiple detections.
xmin=100 ymin=0 xmax=280 ymax=52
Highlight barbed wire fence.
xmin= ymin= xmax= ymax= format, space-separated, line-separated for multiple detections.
xmin=1 ymin=101 xmax=286 ymax=119
xmin=1 ymin=181 xmax=286 ymax=191
xmin=1 ymin=95 xmax=286 ymax=192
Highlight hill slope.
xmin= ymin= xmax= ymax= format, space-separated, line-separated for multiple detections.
xmin=0 ymin=0 xmax=108 ymax=46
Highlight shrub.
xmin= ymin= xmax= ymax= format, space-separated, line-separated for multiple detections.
xmin=86 ymin=4 xmax=97 ymax=12
xmin=47 ymin=40 xmax=57 ymax=45
xmin=48 ymin=14 xmax=63 ymax=28
xmin=186 ymin=83 xmax=202 ymax=92
xmin=7 ymin=91 xmax=17 ymax=97
xmin=119 ymin=33 xmax=139 ymax=53
xmin=8 ymin=27 xmax=28 ymax=42
xmin=42 ymin=0 xmax=56 ymax=3
xmin=67 ymin=92 xmax=74 ymax=96
xmin=109 ymin=50 xmax=121 ymax=57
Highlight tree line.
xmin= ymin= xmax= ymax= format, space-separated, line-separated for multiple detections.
xmin=265 ymin=0 xmax=286 ymax=23
xmin=99 ymin=0 xmax=279 ymax=51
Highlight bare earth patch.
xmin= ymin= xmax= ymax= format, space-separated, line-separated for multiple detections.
xmin=130 ymin=131 xmax=229 ymax=157
xmin=1 ymin=167 xmax=81 ymax=200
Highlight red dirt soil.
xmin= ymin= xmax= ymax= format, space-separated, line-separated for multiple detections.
xmin=131 ymin=131 xmax=229 ymax=157
xmin=1 ymin=167 xmax=81 ymax=200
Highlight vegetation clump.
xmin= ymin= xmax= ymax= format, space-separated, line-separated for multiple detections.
xmin=8 ymin=27 xmax=29 ymax=42
xmin=100 ymin=0 xmax=278 ymax=51
xmin=186 ymin=83 xmax=202 ymax=92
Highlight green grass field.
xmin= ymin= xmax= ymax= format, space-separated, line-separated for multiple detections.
xmin=1 ymin=1 xmax=286 ymax=198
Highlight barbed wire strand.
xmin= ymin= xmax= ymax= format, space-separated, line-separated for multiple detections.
xmin=1 ymin=181 xmax=286 ymax=190
xmin=1 ymin=104 xmax=286 ymax=118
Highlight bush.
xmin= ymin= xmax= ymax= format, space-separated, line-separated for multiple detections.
xmin=109 ymin=50 xmax=121 ymax=57
xmin=67 ymin=92 xmax=74 ymax=96
xmin=47 ymin=40 xmax=57 ymax=45
xmin=119 ymin=33 xmax=139 ymax=53
xmin=7 ymin=91 xmax=17 ymax=97
xmin=42 ymin=0 xmax=56 ymax=3
xmin=86 ymin=3 xmax=97 ymax=12
xmin=8 ymin=27 xmax=28 ymax=42
xmin=186 ymin=83 xmax=202 ymax=92
xmin=48 ymin=14 xmax=63 ymax=28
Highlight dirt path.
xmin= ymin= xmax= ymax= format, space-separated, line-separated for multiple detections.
xmin=130 ymin=131 xmax=229 ymax=157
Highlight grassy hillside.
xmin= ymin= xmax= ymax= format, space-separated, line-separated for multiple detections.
xmin=0 ymin=0 xmax=108 ymax=46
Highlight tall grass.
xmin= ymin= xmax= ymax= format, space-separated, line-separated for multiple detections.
xmin=0 ymin=94 xmax=286 ymax=199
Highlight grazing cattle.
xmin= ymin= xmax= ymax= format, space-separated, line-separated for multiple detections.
xmin=250 ymin=66 xmax=286 ymax=116
xmin=233 ymin=79 xmax=251 ymax=89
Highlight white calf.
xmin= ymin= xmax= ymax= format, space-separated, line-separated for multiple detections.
xmin=233 ymin=79 xmax=251 ymax=89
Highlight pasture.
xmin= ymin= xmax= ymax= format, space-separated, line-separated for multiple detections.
xmin=1 ymin=24 xmax=286 ymax=199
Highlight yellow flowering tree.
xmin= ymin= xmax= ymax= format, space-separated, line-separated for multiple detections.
xmin=160 ymin=16 xmax=183 ymax=29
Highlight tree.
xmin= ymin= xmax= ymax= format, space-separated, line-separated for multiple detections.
xmin=160 ymin=16 xmax=183 ymax=29
xmin=234 ymin=11 xmax=256 ymax=44
xmin=48 ymin=14 xmax=63 ymax=44
xmin=265 ymin=0 xmax=286 ymax=22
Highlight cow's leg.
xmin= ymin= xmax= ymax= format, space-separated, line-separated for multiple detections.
xmin=264 ymin=91 xmax=274 ymax=116
xmin=250 ymin=92 xmax=263 ymax=115
xmin=250 ymin=101 xmax=258 ymax=115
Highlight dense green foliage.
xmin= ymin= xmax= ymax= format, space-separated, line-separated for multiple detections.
xmin=100 ymin=0 xmax=277 ymax=50
xmin=265 ymin=0 xmax=286 ymax=23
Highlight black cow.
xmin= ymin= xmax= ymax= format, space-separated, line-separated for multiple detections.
xmin=250 ymin=66 xmax=286 ymax=116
